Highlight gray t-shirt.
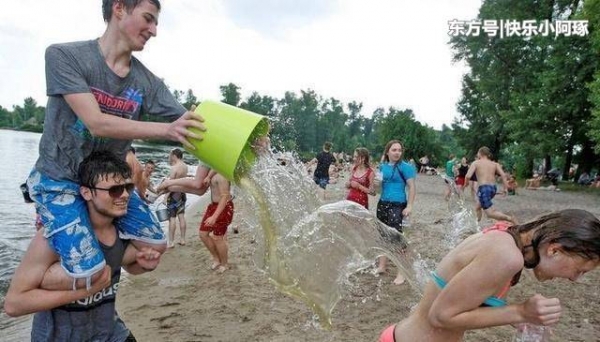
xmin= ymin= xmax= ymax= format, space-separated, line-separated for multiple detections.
xmin=35 ymin=39 xmax=186 ymax=182
xmin=31 ymin=237 xmax=131 ymax=342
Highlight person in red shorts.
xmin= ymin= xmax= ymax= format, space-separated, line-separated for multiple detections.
xmin=199 ymin=172 xmax=234 ymax=273
xmin=345 ymin=147 xmax=375 ymax=209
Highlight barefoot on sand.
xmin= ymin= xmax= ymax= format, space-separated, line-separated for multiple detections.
xmin=210 ymin=261 xmax=220 ymax=270
xmin=216 ymin=265 xmax=228 ymax=274
xmin=393 ymin=274 xmax=406 ymax=285
xmin=117 ymin=175 xmax=600 ymax=342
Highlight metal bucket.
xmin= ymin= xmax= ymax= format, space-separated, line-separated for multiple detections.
xmin=155 ymin=206 xmax=170 ymax=222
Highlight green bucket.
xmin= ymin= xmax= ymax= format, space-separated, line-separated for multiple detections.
xmin=185 ymin=101 xmax=269 ymax=182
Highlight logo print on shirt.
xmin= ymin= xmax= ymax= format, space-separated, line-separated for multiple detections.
xmin=91 ymin=87 xmax=143 ymax=119
xmin=71 ymin=87 xmax=144 ymax=140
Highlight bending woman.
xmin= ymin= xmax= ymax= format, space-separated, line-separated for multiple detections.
xmin=379 ymin=209 xmax=600 ymax=342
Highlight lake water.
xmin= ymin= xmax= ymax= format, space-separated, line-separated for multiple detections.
xmin=0 ymin=129 xmax=201 ymax=340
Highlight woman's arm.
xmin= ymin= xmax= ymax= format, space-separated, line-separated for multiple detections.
xmin=367 ymin=169 xmax=376 ymax=195
xmin=403 ymin=178 xmax=416 ymax=216
xmin=428 ymin=242 xmax=561 ymax=329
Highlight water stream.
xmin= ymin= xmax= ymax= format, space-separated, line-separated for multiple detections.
xmin=235 ymin=154 xmax=423 ymax=327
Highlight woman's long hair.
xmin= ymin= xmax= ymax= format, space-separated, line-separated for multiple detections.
xmin=510 ymin=209 xmax=600 ymax=268
xmin=382 ymin=140 xmax=403 ymax=164
xmin=355 ymin=147 xmax=370 ymax=168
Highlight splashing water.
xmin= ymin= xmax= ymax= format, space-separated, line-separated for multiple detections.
xmin=235 ymin=154 xmax=423 ymax=327
xmin=440 ymin=174 xmax=480 ymax=248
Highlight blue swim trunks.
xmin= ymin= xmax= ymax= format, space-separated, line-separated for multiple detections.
xmin=477 ymin=184 xmax=497 ymax=210
xmin=166 ymin=192 xmax=186 ymax=217
xmin=313 ymin=176 xmax=329 ymax=189
xmin=27 ymin=169 xmax=165 ymax=283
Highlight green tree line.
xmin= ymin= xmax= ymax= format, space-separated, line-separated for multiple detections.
xmin=215 ymin=83 xmax=460 ymax=163
xmin=0 ymin=97 xmax=45 ymax=133
xmin=6 ymin=0 xmax=600 ymax=178
xmin=1 ymin=86 xmax=459 ymax=166
xmin=451 ymin=0 xmax=600 ymax=179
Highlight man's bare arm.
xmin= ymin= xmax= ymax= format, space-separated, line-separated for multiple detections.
xmin=64 ymin=93 xmax=204 ymax=149
xmin=3 ymin=231 xmax=110 ymax=317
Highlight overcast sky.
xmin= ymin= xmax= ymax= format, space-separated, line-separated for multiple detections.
xmin=0 ymin=0 xmax=482 ymax=129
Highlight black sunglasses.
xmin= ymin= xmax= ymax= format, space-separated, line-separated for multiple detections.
xmin=90 ymin=183 xmax=135 ymax=198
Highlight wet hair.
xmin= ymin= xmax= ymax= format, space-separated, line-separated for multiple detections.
xmin=354 ymin=147 xmax=370 ymax=167
xmin=510 ymin=209 xmax=600 ymax=268
xmin=170 ymin=148 xmax=183 ymax=159
xmin=478 ymin=146 xmax=492 ymax=159
xmin=102 ymin=0 xmax=161 ymax=23
xmin=382 ymin=140 xmax=403 ymax=163
xmin=79 ymin=150 xmax=132 ymax=189
xmin=145 ymin=159 xmax=155 ymax=166
xmin=129 ymin=146 xmax=136 ymax=154
xmin=323 ymin=142 xmax=332 ymax=151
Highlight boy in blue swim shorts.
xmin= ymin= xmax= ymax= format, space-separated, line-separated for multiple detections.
xmin=26 ymin=0 xmax=205 ymax=287
xmin=465 ymin=147 xmax=517 ymax=224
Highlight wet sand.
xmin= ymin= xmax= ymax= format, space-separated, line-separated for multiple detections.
xmin=117 ymin=174 xmax=600 ymax=342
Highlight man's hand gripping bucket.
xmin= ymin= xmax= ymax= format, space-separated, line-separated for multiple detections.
xmin=185 ymin=101 xmax=269 ymax=182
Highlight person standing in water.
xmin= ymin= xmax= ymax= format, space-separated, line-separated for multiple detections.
xmin=376 ymin=140 xmax=416 ymax=285
xmin=465 ymin=147 xmax=516 ymax=224
xmin=345 ymin=147 xmax=375 ymax=209
xmin=379 ymin=209 xmax=600 ymax=342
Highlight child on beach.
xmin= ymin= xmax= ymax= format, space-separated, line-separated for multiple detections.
xmin=379 ymin=209 xmax=600 ymax=342
xmin=465 ymin=147 xmax=516 ymax=224
xmin=199 ymin=172 xmax=234 ymax=273
xmin=345 ymin=147 xmax=375 ymax=209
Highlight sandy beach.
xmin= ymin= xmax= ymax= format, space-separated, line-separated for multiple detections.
xmin=117 ymin=175 xmax=600 ymax=342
